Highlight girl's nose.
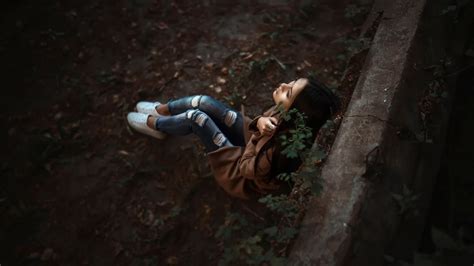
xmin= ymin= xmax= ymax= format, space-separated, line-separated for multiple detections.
xmin=282 ymin=83 xmax=291 ymax=90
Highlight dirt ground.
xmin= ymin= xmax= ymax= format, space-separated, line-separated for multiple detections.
xmin=0 ymin=0 xmax=372 ymax=265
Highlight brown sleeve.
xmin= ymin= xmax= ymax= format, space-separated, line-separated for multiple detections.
xmin=248 ymin=105 xmax=278 ymax=135
xmin=239 ymin=134 xmax=273 ymax=180
xmin=248 ymin=116 xmax=261 ymax=135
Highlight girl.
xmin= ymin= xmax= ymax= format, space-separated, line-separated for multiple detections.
xmin=127 ymin=77 xmax=339 ymax=199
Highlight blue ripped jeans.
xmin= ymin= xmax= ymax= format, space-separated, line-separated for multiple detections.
xmin=154 ymin=95 xmax=246 ymax=152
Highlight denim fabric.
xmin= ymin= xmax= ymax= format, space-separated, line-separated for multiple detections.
xmin=155 ymin=95 xmax=245 ymax=152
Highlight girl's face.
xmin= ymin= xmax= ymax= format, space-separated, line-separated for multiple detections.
xmin=272 ymin=78 xmax=308 ymax=110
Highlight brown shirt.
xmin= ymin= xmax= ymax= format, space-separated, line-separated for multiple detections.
xmin=207 ymin=105 xmax=282 ymax=199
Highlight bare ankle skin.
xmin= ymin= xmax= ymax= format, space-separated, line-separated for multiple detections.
xmin=146 ymin=115 xmax=157 ymax=129
xmin=156 ymin=104 xmax=171 ymax=116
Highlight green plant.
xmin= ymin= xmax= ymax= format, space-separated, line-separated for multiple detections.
xmin=276 ymin=172 xmax=298 ymax=182
xmin=296 ymin=146 xmax=327 ymax=195
xmin=215 ymin=109 xmax=332 ymax=265
xmin=215 ymin=212 xmax=249 ymax=240
xmin=277 ymin=106 xmax=313 ymax=159
xmin=275 ymin=107 xmax=328 ymax=195
xmin=258 ymin=194 xmax=298 ymax=218
xmin=216 ymin=212 xmax=271 ymax=265
xmin=391 ymin=184 xmax=420 ymax=215
xmin=263 ymin=225 xmax=298 ymax=245
xmin=216 ymin=209 xmax=297 ymax=265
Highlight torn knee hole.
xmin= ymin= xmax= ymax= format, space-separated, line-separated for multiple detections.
xmin=187 ymin=110 xmax=207 ymax=127
xmin=213 ymin=133 xmax=226 ymax=147
xmin=224 ymin=110 xmax=237 ymax=127
xmin=186 ymin=109 xmax=196 ymax=119
xmin=191 ymin=95 xmax=202 ymax=108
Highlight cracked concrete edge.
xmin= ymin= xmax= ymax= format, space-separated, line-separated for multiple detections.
xmin=288 ymin=0 xmax=428 ymax=265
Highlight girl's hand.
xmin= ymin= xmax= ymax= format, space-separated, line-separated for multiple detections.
xmin=257 ymin=116 xmax=279 ymax=136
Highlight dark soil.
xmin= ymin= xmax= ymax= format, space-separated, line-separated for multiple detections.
xmin=0 ymin=0 xmax=373 ymax=265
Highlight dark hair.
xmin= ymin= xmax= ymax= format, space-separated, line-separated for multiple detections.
xmin=265 ymin=76 xmax=340 ymax=181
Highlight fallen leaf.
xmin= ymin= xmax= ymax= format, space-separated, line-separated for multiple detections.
xmin=112 ymin=94 xmax=120 ymax=103
xmin=118 ymin=150 xmax=130 ymax=156
xmin=242 ymin=53 xmax=253 ymax=60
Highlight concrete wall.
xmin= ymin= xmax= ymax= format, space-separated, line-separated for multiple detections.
xmin=288 ymin=0 xmax=469 ymax=264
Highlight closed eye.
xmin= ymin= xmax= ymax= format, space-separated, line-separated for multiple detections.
xmin=288 ymin=84 xmax=294 ymax=98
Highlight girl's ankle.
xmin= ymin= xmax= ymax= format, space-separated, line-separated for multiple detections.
xmin=156 ymin=104 xmax=170 ymax=116
xmin=146 ymin=115 xmax=156 ymax=129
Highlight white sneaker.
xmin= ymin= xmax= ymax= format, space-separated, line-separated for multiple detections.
xmin=127 ymin=112 xmax=166 ymax=139
xmin=136 ymin=101 xmax=161 ymax=116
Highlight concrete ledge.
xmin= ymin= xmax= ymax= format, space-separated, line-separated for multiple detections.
xmin=289 ymin=0 xmax=429 ymax=265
